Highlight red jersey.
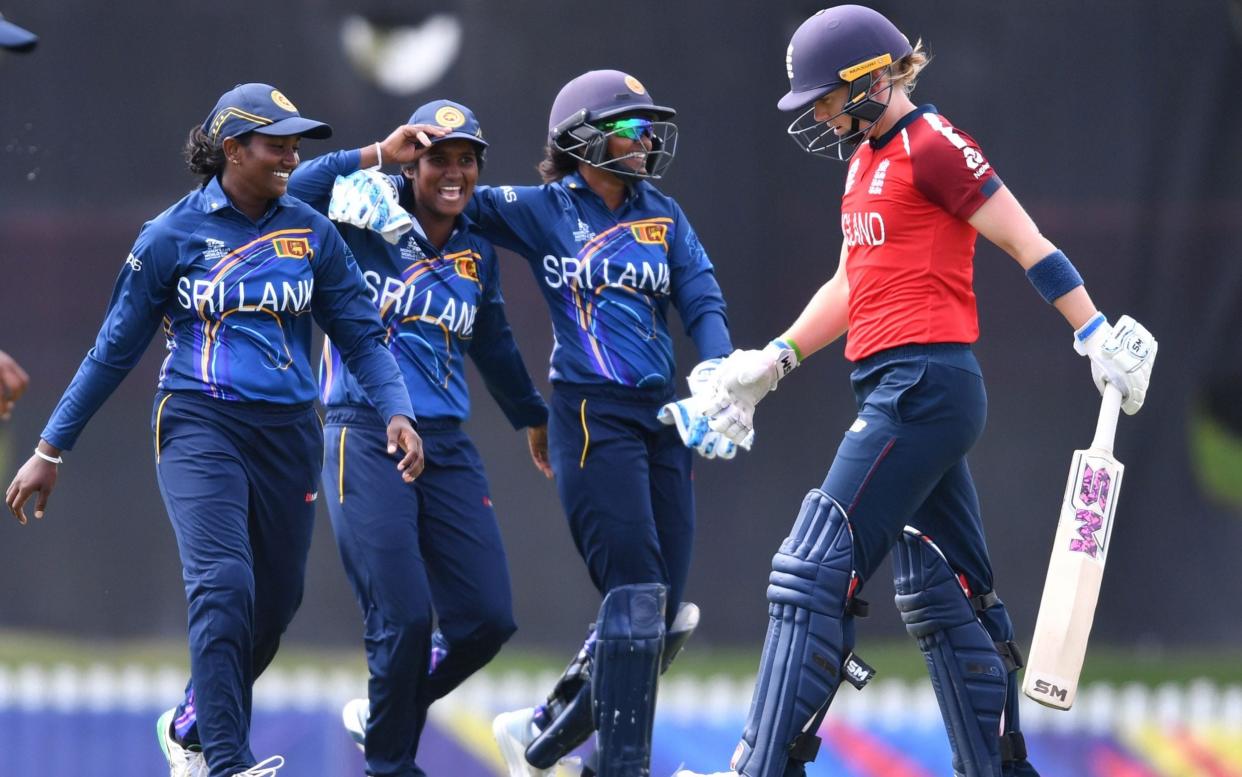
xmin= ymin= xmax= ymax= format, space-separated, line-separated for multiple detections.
xmin=839 ymin=106 xmax=1002 ymax=362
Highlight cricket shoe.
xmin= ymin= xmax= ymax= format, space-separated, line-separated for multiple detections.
xmin=157 ymin=707 xmax=207 ymax=777
xmin=493 ymin=707 xmax=556 ymax=777
xmin=232 ymin=755 xmax=284 ymax=776
xmin=342 ymin=697 xmax=368 ymax=751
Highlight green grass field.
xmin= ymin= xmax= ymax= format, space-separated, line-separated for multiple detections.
xmin=4 ymin=628 xmax=1241 ymax=686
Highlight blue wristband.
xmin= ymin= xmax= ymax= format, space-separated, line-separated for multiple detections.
xmin=1025 ymin=250 xmax=1083 ymax=303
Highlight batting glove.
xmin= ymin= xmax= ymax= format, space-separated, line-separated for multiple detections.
xmin=706 ymin=396 xmax=757 ymax=449
xmin=711 ymin=339 xmax=800 ymax=409
xmin=657 ymin=396 xmax=744 ymax=460
xmin=1073 ymin=313 xmax=1158 ymax=415
xmin=328 ymin=169 xmax=413 ymax=245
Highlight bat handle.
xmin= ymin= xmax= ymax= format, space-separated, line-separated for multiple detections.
xmin=1091 ymin=384 xmax=1123 ymax=452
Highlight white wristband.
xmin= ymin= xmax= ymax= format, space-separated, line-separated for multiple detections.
xmin=34 ymin=448 xmax=63 ymax=465
xmin=374 ymin=142 xmax=383 ymax=168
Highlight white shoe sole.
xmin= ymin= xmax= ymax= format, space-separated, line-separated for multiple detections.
xmin=341 ymin=697 xmax=368 ymax=753
xmin=492 ymin=708 xmax=551 ymax=777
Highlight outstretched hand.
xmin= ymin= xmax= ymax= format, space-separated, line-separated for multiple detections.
xmin=5 ymin=451 xmax=59 ymax=525
xmin=386 ymin=416 xmax=424 ymax=483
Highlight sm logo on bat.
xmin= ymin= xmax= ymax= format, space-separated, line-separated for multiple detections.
xmin=1031 ymin=679 xmax=1069 ymax=702
xmin=1067 ymin=456 xmax=1117 ymax=559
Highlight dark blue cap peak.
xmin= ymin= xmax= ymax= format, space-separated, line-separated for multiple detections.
xmin=0 ymin=15 xmax=37 ymax=52
xmin=202 ymin=83 xmax=332 ymax=142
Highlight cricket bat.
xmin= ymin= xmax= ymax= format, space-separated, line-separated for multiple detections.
xmin=1022 ymin=384 xmax=1125 ymax=710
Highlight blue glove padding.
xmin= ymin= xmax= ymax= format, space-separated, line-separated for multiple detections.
xmin=328 ymin=169 xmax=413 ymax=245
xmin=657 ymin=396 xmax=741 ymax=460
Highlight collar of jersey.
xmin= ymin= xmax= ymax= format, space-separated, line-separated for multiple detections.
xmin=193 ymin=175 xmax=295 ymax=219
xmin=869 ymin=103 xmax=938 ymax=150
xmin=561 ymin=171 xmax=647 ymax=207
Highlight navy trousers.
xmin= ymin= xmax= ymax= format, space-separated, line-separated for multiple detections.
xmin=547 ymin=383 xmax=694 ymax=628
xmin=152 ymin=391 xmax=322 ymax=777
xmin=323 ymin=408 xmax=516 ymax=777
xmin=822 ymin=344 xmax=996 ymax=602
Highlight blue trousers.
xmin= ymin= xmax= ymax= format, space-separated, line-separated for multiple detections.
xmin=547 ymin=383 xmax=694 ymax=628
xmin=824 ymin=344 xmax=995 ymax=603
xmin=323 ymin=408 xmax=516 ymax=777
xmin=152 ymin=391 xmax=322 ymax=777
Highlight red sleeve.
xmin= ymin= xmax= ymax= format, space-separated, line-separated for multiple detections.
xmin=909 ymin=113 xmax=1002 ymax=220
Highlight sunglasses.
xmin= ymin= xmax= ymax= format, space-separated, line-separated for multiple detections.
xmin=596 ymin=117 xmax=654 ymax=141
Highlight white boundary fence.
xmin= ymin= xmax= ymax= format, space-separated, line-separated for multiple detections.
xmin=2 ymin=663 xmax=1241 ymax=734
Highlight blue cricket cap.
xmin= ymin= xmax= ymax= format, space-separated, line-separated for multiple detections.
xmin=407 ymin=99 xmax=488 ymax=149
xmin=202 ymin=83 xmax=332 ymax=142
xmin=0 ymin=15 xmax=37 ymax=52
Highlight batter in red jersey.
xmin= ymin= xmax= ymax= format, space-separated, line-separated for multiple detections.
xmin=673 ymin=5 xmax=1158 ymax=777
xmin=840 ymin=106 xmax=999 ymax=360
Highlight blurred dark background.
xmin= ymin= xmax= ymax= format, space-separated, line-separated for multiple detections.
xmin=1 ymin=0 xmax=1239 ymax=656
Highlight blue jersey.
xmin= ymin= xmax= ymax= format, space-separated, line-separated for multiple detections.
xmin=289 ymin=150 xmax=547 ymax=428
xmin=465 ymin=173 xmax=731 ymax=390
xmin=41 ymin=176 xmax=414 ymax=450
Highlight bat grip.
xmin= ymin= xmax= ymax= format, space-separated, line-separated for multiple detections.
xmin=1091 ymin=384 xmax=1123 ymax=452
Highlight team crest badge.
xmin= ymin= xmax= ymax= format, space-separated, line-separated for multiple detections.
xmin=435 ymin=106 xmax=467 ymax=128
xmin=273 ymin=237 xmax=312 ymax=259
xmin=270 ymin=90 xmax=297 ymax=112
xmin=454 ymin=255 xmax=480 ymax=282
xmin=631 ymin=222 xmax=668 ymax=247
xmin=624 ymin=75 xmax=646 ymax=95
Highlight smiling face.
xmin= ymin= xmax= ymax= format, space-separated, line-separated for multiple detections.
xmin=403 ymin=138 xmax=481 ymax=222
xmin=598 ymin=113 xmax=655 ymax=176
xmin=222 ymin=132 xmax=301 ymax=205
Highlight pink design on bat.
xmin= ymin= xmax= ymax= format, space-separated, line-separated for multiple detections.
xmin=1070 ymin=509 xmax=1103 ymax=557
xmin=1079 ymin=464 xmax=1110 ymax=511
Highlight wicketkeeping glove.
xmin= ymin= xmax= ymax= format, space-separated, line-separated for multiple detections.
xmin=686 ymin=358 xmax=723 ymax=398
xmin=657 ymin=395 xmax=744 ymax=460
xmin=1073 ymin=313 xmax=1158 ymax=415
xmin=328 ymin=169 xmax=413 ymax=245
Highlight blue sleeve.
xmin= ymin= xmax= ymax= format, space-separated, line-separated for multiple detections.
xmin=308 ymin=219 xmax=415 ymax=423
xmin=465 ymin=185 xmax=546 ymax=256
xmin=286 ymin=149 xmax=364 ymax=215
xmin=667 ymin=203 xmax=732 ymax=360
xmin=41 ymin=223 xmax=179 ymax=450
xmin=467 ymin=245 xmax=548 ymax=429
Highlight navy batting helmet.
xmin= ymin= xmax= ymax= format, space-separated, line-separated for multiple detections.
xmin=547 ymin=70 xmax=679 ymax=180
xmin=780 ymin=5 xmax=913 ymax=160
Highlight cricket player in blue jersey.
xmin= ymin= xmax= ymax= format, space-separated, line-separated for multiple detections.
xmin=4 ymin=83 xmax=422 ymax=777
xmin=288 ymin=98 xmax=550 ymax=777
xmin=461 ymin=69 xmax=733 ymax=777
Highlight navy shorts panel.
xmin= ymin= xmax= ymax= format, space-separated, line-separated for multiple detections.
xmin=821 ymin=347 xmax=995 ymax=589
xmin=547 ymin=385 xmax=694 ymax=617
